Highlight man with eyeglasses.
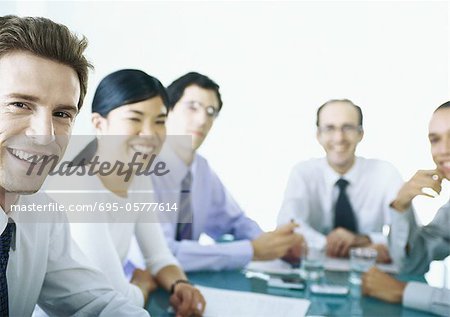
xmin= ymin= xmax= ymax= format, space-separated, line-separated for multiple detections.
xmin=277 ymin=99 xmax=405 ymax=261
xmin=151 ymin=72 xmax=304 ymax=271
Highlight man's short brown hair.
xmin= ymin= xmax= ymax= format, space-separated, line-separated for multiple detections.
xmin=0 ymin=15 xmax=92 ymax=110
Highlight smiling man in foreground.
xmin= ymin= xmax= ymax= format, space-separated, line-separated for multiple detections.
xmin=0 ymin=15 xmax=148 ymax=316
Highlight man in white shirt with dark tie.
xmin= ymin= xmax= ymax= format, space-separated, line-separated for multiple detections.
xmin=277 ymin=99 xmax=405 ymax=261
xmin=0 ymin=15 xmax=148 ymax=316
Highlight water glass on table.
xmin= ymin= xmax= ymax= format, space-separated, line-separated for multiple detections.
xmin=349 ymin=247 xmax=377 ymax=285
xmin=300 ymin=244 xmax=325 ymax=281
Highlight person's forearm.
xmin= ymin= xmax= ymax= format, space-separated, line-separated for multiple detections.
xmin=155 ymin=265 xmax=188 ymax=291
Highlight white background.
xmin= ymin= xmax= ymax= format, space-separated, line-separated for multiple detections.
xmin=2 ymin=2 xmax=450 ymax=283
xmin=3 ymin=0 xmax=448 ymax=229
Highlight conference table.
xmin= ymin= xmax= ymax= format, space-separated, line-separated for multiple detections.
xmin=147 ymin=269 xmax=435 ymax=316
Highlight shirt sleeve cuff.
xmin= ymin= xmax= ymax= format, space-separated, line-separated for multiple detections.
xmin=175 ymin=239 xmax=254 ymax=271
xmin=147 ymin=255 xmax=180 ymax=276
xmin=224 ymin=240 xmax=254 ymax=269
xmin=403 ymin=281 xmax=434 ymax=313
xmin=368 ymin=232 xmax=387 ymax=245
xmin=298 ymin=227 xmax=326 ymax=249
xmin=389 ymin=209 xmax=411 ymax=265
xmin=129 ymin=283 xmax=145 ymax=307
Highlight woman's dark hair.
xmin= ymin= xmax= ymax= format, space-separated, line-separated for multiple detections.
xmin=92 ymin=69 xmax=169 ymax=116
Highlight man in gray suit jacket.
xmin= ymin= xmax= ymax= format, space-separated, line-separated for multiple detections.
xmin=362 ymin=101 xmax=450 ymax=317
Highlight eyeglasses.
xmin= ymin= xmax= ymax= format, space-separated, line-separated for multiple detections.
xmin=318 ymin=124 xmax=362 ymax=135
xmin=181 ymin=101 xmax=220 ymax=119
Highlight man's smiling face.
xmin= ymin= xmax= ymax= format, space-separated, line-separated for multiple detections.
xmin=429 ymin=107 xmax=450 ymax=180
xmin=0 ymin=51 xmax=80 ymax=195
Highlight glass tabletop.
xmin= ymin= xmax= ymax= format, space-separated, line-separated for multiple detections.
xmin=147 ymin=270 xmax=435 ymax=317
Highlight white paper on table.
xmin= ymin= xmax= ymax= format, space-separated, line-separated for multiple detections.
xmin=196 ymin=285 xmax=310 ymax=317
xmin=246 ymin=259 xmax=298 ymax=275
xmin=247 ymin=258 xmax=399 ymax=274
xmin=324 ymin=257 xmax=399 ymax=274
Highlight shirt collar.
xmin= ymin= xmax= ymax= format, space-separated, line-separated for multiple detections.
xmin=159 ymin=143 xmax=193 ymax=185
xmin=1 ymin=201 xmax=17 ymax=251
xmin=1 ymin=195 xmax=20 ymax=228
xmin=0 ymin=206 xmax=8 ymax=234
xmin=323 ymin=156 xmax=361 ymax=188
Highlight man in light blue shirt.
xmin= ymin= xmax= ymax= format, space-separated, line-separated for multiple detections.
xmin=153 ymin=72 xmax=303 ymax=271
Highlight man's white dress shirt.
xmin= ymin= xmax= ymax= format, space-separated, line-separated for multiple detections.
xmin=277 ymin=157 xmax=404 ymax=248
xmin=1 ymin=193 xmax=148 ymax=317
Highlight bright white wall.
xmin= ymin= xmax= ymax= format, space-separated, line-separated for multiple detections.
xmin=3 ymin=1 xmax=449 ymax=230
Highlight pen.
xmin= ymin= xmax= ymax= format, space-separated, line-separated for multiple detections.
xmin=290 ymin=218 xmax=299 ymax=232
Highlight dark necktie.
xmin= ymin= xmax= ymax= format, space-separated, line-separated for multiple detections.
xmin=1 ymin=222 xmax=15 ymax=316
xmin=175 ymin=172 xmax=193 ymax=241
xmin=334 ymin=178 xmax=358 ymax=233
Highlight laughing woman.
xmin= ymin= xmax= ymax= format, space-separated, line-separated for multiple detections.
xmin=68 ymin=69 xmax=205 ymax=316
